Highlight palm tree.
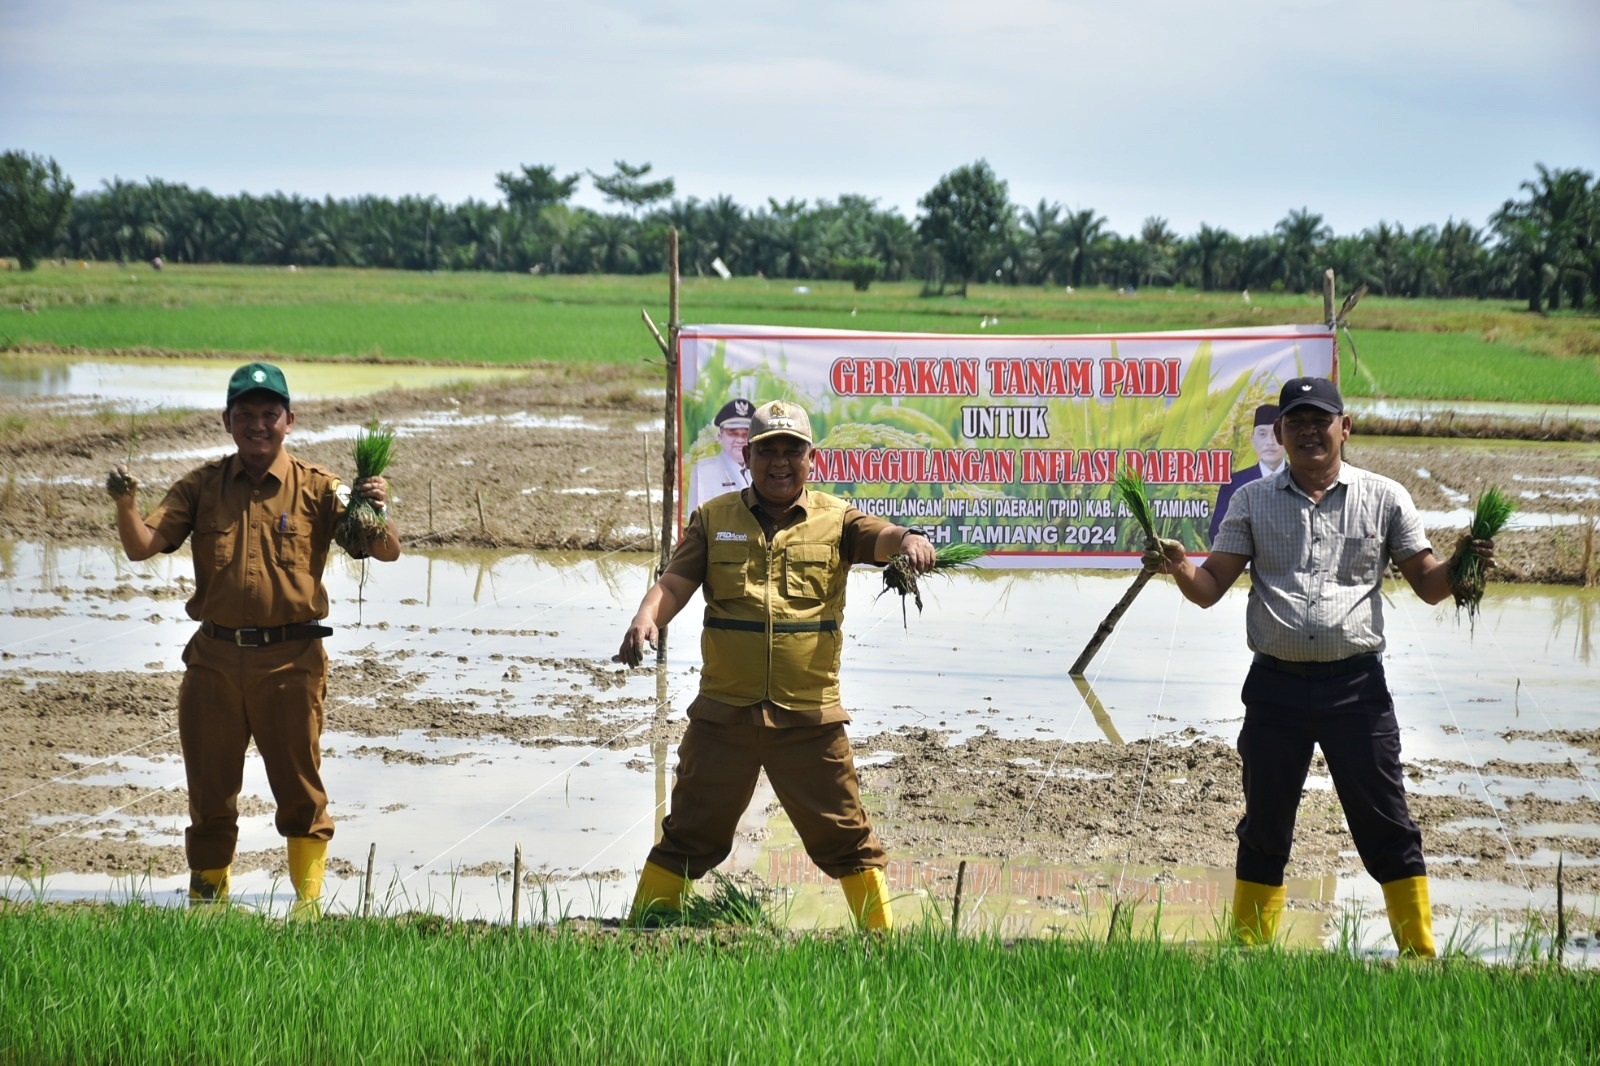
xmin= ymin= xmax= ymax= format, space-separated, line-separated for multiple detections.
xmin=1139 ymin=216 xmax=1177 ymax=288
xmin=1059 ymin=207 xmax=1108 ymax=289
xmin=1492 ymin=164 xmax=1594 ymax=312
xmin=1181 ymin=223 xmax=1236 ymax=291
xmin=1273 ymin=208 xmax=1331 ymax=293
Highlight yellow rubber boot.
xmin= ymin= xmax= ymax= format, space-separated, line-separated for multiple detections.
xmin=840 ymin=868 xmax=893 ymax=931
xmin=286 ymin=837 xmax=328 ymax=921
xmin=627 ymin=861 xmax=691 ymax=927
xmin=187 ymin=866 xmax=231 ymax=906
xmin=1231 ymin=879 xmax=1286 ymax=946
xmin=1382 ymin=875 xmax=1437 ymax=958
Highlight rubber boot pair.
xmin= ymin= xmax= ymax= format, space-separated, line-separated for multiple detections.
xmin=1231 ymin=879 xmax=1286 ymax=946
xmin=188 ymin=866 xmax=231 ymax=907
xmin=287 ymin=837 xmax=328 ymax=921
xmin=840 ymin=868 xmax=892 ymax=931
xmin=1382 ymin=875 xmax=1437 ymax=957
xmin=627 ymin=861 xmax=692 ymax=926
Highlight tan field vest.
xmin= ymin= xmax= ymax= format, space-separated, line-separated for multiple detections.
xmin=697 ymin=491 xmax=850 ymax=710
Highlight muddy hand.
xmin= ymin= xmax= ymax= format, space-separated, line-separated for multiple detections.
xmin=1470 ymin=537 xmax=1497 ymax=570
xmin=613 ymin=627 xmax=654 ymax=667
xmin=105 ymin=463 xmax=140 ymax=499
xmin=1142 ymin=537 xmax=1184 ymax=574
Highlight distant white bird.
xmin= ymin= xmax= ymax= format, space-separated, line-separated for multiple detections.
xmin=1242 ymin=289 xmax=1251 ymax=304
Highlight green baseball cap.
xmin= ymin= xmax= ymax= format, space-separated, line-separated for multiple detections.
xmin=226 ymin=362 xmax=291 ymax=408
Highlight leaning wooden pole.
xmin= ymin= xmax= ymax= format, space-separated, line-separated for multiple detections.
xmin=655 ymin=229 xmax=681 ymax=664
xmin=1068 ymin=568 xmax=1154 ymax=677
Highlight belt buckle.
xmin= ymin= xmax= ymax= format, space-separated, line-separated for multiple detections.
xmin=234 ymin=628 xmax=262 ymax=648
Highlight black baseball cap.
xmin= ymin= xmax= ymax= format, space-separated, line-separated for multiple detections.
xmin=1277 ymin=377 xmax=1343 ymax=416
xmin=226 ymin=362 xmax=291 ymax=408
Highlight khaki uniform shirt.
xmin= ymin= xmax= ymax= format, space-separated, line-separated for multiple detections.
xmin=1211 ymin=462 xmax=1431 ymax=661
xmin=667 ymin=487 xmax=895 ymax=726
xmin=146 ymin=450 xmax=345 ymax=629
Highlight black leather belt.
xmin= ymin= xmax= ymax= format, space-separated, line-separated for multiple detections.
xmin=1253 ymin=652 xmax=1380 ymax=679
xmin=201 ymin=621 xmax=333 ymax=648
xmin=704 ymin=618 xmax=839 ymax=634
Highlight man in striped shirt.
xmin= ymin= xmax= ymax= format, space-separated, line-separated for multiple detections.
xmin=1144 ymin=376 xmax=1493 ymax=957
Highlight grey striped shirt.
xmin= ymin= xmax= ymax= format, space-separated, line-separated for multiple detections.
xmin=1211 ymin=462 xmax=1432 ymax=661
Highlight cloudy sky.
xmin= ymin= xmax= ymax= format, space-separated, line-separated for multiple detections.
xmin=2 ymin=0 xmax=1595 ymax=238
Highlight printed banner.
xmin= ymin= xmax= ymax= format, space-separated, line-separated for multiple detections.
xmin=678 ymin=324 xmax=1335 ymax=569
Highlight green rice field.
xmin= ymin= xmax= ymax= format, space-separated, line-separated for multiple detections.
xmin=2 ymin=264 xmax=1598 ymax=404
xmin=1 ymin=905 xmax=1592 ymax=1065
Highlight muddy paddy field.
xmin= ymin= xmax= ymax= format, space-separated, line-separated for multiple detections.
xmin=2 ymin=362 xmax=1597 ymax=956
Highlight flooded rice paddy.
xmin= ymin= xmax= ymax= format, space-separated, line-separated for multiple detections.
xmin=3 ymin=539 xmax=1596 ymax=963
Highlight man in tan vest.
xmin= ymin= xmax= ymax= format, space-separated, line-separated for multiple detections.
xmin=615 ymin=399 xmax=934 ymax=929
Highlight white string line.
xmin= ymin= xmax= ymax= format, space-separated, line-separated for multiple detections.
xmin=33 ymin=778 xmax=187 ymax=848
xmin=560 ymin=565 xmax=905 ymax=883
xmin=1 ymin=538 xmax=655 ymax=810
xmin=1114 ymin=587 xmax=1183 ymax=897
xmin=991 ymin=576 xmax=1121 ymax=896
xmin=571 ymin=797 xmax=669 ymax=879
xmin=400 ymin=670 xmax=697 ymax=883
xmin=0 ymin=734 xmax=183 ymax=807
xmin=1390 ymin=592 xmax=1534 ymax=896
xmin=1477 ymin=614 xmax=1600 ymax=805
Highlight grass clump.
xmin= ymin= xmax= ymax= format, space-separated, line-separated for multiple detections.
xmin=879 ymin=539 xmax=985 ymax=627
xmin=334 ymin=419 xmax=395 ymax=557
xmin=1449 ymin=485 xmax=1516 ymax=626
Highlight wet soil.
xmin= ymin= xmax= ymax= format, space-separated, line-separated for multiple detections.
xmin=2 ymin=364 xmax=1597 ymax=913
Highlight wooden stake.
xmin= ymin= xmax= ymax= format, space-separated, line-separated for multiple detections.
xmin=952 ymin=859 xmax=968 ymax=935
xmin=363 ymin=842 xmax=375 ymax=918
xmin=1556 ymin=852 xmax=1567 ymax=961
xmin=1069 ymin=569 xmax=1154 ymax=677
xmin=655 ymin=229 xmax=681 ymax=664
xmin=512 ymin=843 xmax=523 ymax=928
xmin=476 ymin=487 xmax=488 ymax=537
xmin=428 ymin=479 xmax=434 ymax=534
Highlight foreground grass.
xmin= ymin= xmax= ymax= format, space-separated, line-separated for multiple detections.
xmin=1 ymin=905 xmax=1593 ymax=1064
xmin=2 ymin=265 xmax=1598 ymax=404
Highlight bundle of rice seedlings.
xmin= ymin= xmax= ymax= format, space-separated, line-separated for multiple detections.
xmin=334 ymin=420 xmax=396 ymax=556
xmin=879 ymin=539 xmax=985 ymax=628
xmin=1112 ymin=465 xmax=1159 ymax=549
xmin=1448 ymin=485 xmax=1515 ymax=626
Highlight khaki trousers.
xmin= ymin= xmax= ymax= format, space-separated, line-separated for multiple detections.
xmin=648 ymin=712 xmax=886 ymax=880
xmin=178 ymin=630 xmax=332 ymax=870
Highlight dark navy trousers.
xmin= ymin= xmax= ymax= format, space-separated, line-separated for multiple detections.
xmin=1234 ymin=659 xmax=1426 ymax=886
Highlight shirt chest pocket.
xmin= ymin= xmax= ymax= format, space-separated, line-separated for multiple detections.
xmin=706 ymin=539 xmax=752 ymax=600
xmin=193 ymin=513 xmax=240 ymax=573
xmin=1336 ymin=532 xmax=1383 ymax=584
xmin=783 ymin=543 xmax=837 ymax=604
xmin=274 ymin=516 xmax=310 ymax=570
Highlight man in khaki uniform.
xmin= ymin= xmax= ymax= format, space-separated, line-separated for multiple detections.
xmin=615 ymin=399 xmax=934 ymax=929
xmin=109 ymin=362 xmax=400 ymax=917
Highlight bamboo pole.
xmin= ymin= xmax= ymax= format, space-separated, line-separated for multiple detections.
xmin=362 ymin=842 xmax=375 ymax=918
xmin=654 ymin=229 xmax=681 ymax=664
xmin=1068 ymin=569 xmax=1154 ymax=677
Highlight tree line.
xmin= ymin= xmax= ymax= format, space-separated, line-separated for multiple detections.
xmin=2 ymin=152 xmax=1596 ymax=312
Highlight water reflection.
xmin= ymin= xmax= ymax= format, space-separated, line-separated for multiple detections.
xmin=3 ymin=540 xmax=1597 ymax=954
xmin=0 ymin=353 xmax=528 ymax=411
